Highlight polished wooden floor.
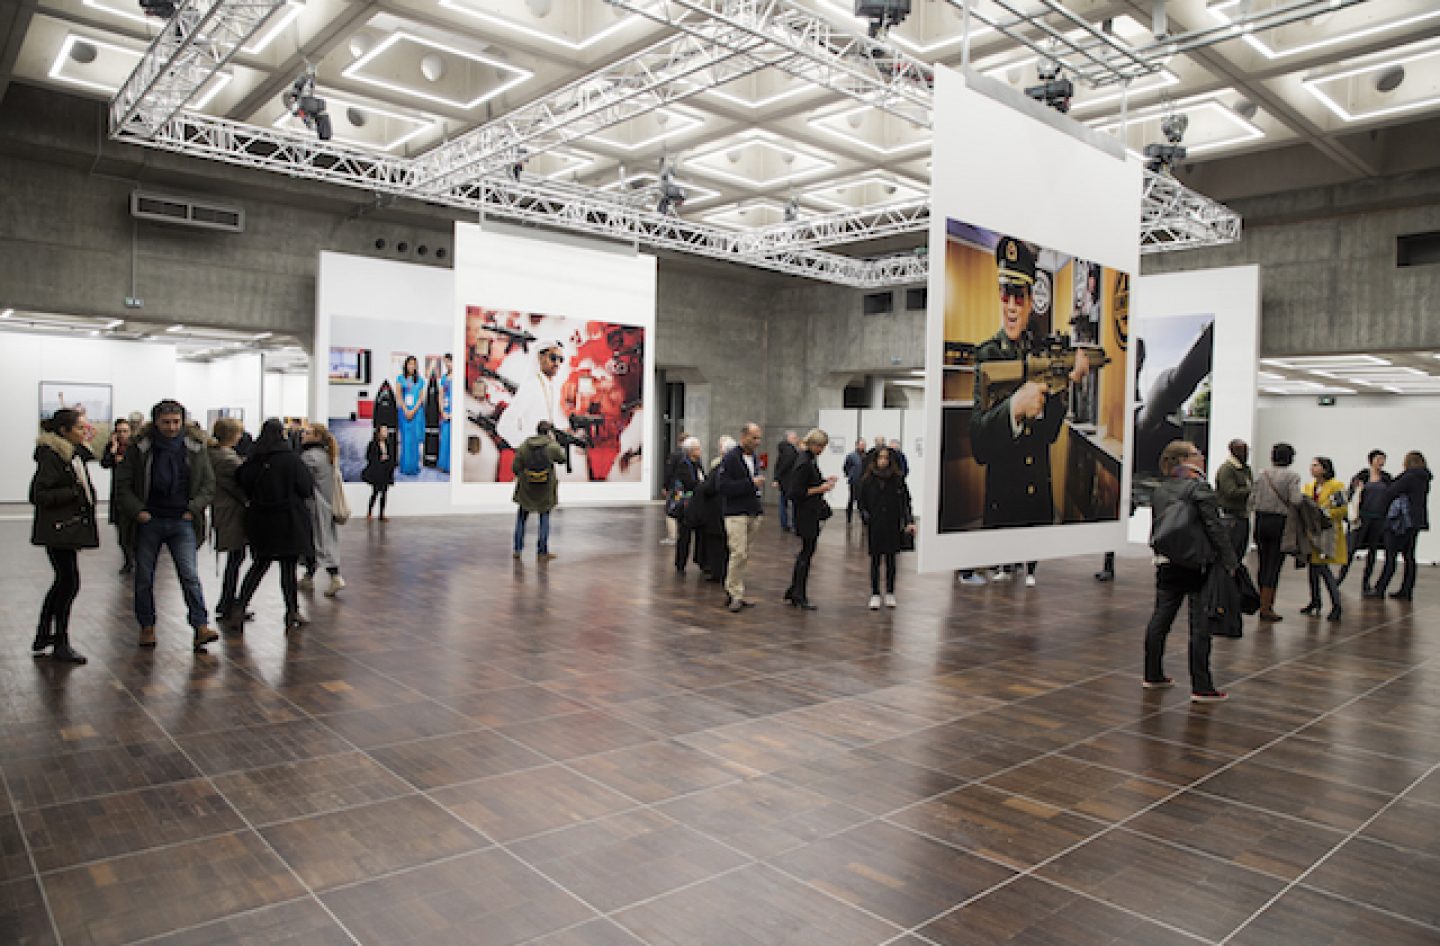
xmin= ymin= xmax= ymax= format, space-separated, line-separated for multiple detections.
xmin=2 ymin=507 xmax=1438 ymax=946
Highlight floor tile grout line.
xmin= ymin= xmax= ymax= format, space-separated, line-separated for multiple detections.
xmin=1217 ymin=756 xmax=1440 ymax=945
xmin=0 ymin=766 xmax=66 ymax=946
xmin=869 ymin=648 xmax=1439 ymax=943
xmin=116 ymin=895 xmax=319 ymax=946
xmin=1288 ymin=879 xmax=1440 ymax=936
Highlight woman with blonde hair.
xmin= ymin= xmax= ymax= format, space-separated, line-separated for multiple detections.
xmin=782 ymin=428 xmax=837 ymax=610
xmin=299 ymin=423 xmax=346 ymax=597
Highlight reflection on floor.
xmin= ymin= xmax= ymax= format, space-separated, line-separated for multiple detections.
xmin=2 ymin=508 xmax=1438 ymax=946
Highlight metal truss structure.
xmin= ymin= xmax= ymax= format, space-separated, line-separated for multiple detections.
xmin=108 ymin=0 xmax=1244 ymax=287
xmin=111 ymin=0 xmax=288 ymax=135
xmin=942 ymin=0 xmax=1370 ymax=88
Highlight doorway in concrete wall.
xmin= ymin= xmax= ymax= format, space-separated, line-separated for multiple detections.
xmin=658 ymin=374 xmax=685 ymax=496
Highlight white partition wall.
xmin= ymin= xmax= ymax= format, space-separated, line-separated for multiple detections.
xmin=176 ymin=353 xmax=263 ymax=433
xmin=920 ymin=67 xmax=1141 ymax=574
xmin=1127 ymin=266 xmax=1262 ymax=544
xmin=453 ymin=223 xmax=657 ymax=510
xmin=817 ymin=409 xmax=860 ymax=510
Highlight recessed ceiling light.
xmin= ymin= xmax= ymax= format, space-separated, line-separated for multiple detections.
xmin=272 ymin=96 xmax=437 ymax=152
xmin=1091 ymin=94 xmax=1264 ymax=155
xmin=1375 ymin=66 xmax=1406 ymax=93
xmin=104 ymin=319 xmax=124 ymax=329
xmin=438 ymin=0 xmax=642 ymax=51
xmin=342 ymin=33 xmax=532 ymax=110
xmin=1303 ymin=40 xmax=1440 ymax=123
xmin=1 ymin=308 xmax=13 ymax=319
xmin=1261 ymin=354 xmax=1391 ymax=369
xmin=1206 ymin=2 xmax=1440 ymax=60
xmin=166 ymin=324 xmax=184 ymax=332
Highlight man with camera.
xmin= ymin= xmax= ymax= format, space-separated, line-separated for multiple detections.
xmin=511 ymin=421 xmax=567 ymax=561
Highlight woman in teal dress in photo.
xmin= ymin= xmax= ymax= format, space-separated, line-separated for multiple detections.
xmin=438 ymin=353 xmax=453 ymax=475
xmin=398 ymin=355 xmax=425 ymax=477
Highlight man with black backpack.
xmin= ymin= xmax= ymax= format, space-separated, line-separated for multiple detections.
xmin=511 ymin=421 xmax=566 ymax=561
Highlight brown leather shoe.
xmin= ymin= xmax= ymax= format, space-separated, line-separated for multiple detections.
xmin=192 ymin=625 xmax=219 ymax=652
xmin=137 ymin=626 xmax=157 ymax=648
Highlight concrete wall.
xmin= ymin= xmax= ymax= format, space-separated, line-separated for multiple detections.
xmin=1143 ymin=168 xmax=1440 ymax=355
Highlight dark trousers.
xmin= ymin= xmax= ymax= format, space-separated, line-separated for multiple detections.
xmin=1254 ymin=511 xmax=1287 ymax=589
xmin=786 ymin=533 xmax=818 ymax=601
xmin=113 ymin=521 xmax=134 ymax=568
xmin=846 ymin=486 xmax=862 ymax=523
xmin=1339 ymin=518 xmax=1386 ymax=588
xmin=1221 ymin=514 xmax=1249 ymax=562
xmin=134 ymin=517 xmax=208 ymax=628
xmin=1307 ymin=563 xmax=1341 ymax=609
xmin=217 ymin=549 xmax=246 ymax=616
xmin=701 ymin=530 xmax=728 ymax=581
xmin=367 ymin=484 xmax=389 ymax=517
xmin=237 ymin=555 xmax=300 ymax=616
xmin=40 ymin=548 xmax=81 ymax=637
xmin=1144 ymin=565 xmax=1215 ymax=693
xmin=1375 ymin=528 xmax=1420 ymax=597
xmin=676 ymin=521 xmax=702 ymax=571
xmin=870 ymin=552 xmax=897 ymax=595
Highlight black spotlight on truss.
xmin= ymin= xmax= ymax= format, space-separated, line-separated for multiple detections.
xmin=855 ymin=0 xmax=911 ymax=39
xmin=656 ymin=165 xmax=686 ymax=216
xmin=507 ymin=147 xmax=529 ymax=183
xmin=138 ymin=0 xmax=178 ymax=19
xmin=1143 ymin=112 xmax=1188 ymax=176
xmin=1025 ymin=59 xmax=1074 ymax=114
xmin=282 ymin=69 xmax=332 ymax=141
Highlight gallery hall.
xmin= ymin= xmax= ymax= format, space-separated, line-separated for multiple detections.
xmin=2 ymin=1 xmax=1440 ymax=944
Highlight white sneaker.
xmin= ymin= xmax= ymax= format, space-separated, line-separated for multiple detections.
xmin=957 ymin=574 xmax=987 ymax=587
xmin=324 ymin=575 xmax=346 ymax=597
xmin=1024 ymin=575 xmax=1037 ymax=588
xmin=884 ymin=594 xmax=897 ymax=608
xmin=991 ymin=568 xmax=1013 ymax=582
xmin=868 ymin=595 xmax=882 ymax=610
xmin=298 ymin=576 xmax=315 ymax=592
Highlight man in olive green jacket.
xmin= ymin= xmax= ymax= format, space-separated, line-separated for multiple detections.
xmin=1214 ymin=439 xmax=1254 ymax=561
xmin=512 ymin=421 xmax=567 ymax=561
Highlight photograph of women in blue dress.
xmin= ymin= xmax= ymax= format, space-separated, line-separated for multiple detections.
xmin=397 ymin=355 xmax=425 ymax=476
xmin=438 ymin=353 xmax=453 ymax=474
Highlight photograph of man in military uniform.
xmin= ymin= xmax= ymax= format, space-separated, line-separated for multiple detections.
xmin=936 ymin=221 xmax=1128 ymax=533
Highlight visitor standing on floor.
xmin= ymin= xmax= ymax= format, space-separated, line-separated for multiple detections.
xmin=773 ymin=431 xmax=799 ymax=534
xmin=29 ymin=409 xmax=98 ymax=664
xmin=113 ymin=399 xmax=217 ymax=653
xmin=661 ymin=430 xmax=688 ymax=546
xmin=100 ymin=417 xmax=135 ymax=574
xmin=1341 ymin=449 xmax=1391 ymax=591
xmin=363 ymin=424 xmax=395 ymax=520
xmin=1300 ymin=456 xmax=1346 ymax=621
xmin=858 ymin=445 xmax=915 ymax=610
xmin=717 ymin=423 xmax=765 ymax=612
xmin=671 ymin=436 xmax=704 ymax=574
xmin=208 ymin=418 xmax=248 ymax=624
xmin=1143 ymin=440 xmax=1238 ymax=703
xmin=843 ymin=438 xmax=867 ymax=524
xmin=1369 ymin=451 xmax=1432 ymax=601
xmin=1251 ymin=442 xmax=1301 ymax=622
xmin=687 ymin=435 xmax=734 ymax=585
xmin=782 ymin=429 xmax=836 ymax=610
xmin=1214 ymin=439 xmax=1254 ymax=561
xmin=227 ymin=419 xmax=314 ymax=631
xmin=299 ymin=424 xmax=346 ymax=597
xmin=512 ymin=421 xmax=566 ymax=561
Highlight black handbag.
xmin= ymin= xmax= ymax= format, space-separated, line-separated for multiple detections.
xmin=1233 ymin=563 xmax=1261 ymax=615
xmin=1150 ymin=481 xmax=1212 ymax=570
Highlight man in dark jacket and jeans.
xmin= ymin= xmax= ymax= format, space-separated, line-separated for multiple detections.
xmin=718 ymin=423 xmax=766 ymax=611
xmin=114 ymin=400 xmax=217 ymax=652
xmin=1144 ymin=439 xmax=1238 ymax=703
xmin=773 ymin=431 xmax=799 ymax=533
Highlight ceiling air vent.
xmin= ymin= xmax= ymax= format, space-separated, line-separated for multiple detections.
xmin=130 ymin=192 xmax=245 ymax=233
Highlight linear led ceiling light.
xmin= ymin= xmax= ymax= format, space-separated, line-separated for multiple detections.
xmin=1261 ymin=354 xmax=1391 ymax=369
xmin=51 ymin=34 xmax=232 ymax=106
xmin=585 ymin=107 xmax=706 ymax=152
xmin=800 ymin=173 xmax=927 ymax=211
xmin=437 ymin=0 xmax=643 ymax=51
xmin=685 ymin=133 xmax=836 ymax=187
xmin=807 ymin=104 xmax=930 ymax=156
xmin=81 ymin=0 xmax=302 ymax=54
xmin=815 ymin=0 xmax=994 ymax=54
xmin=1092 ymin=93 xmax=1264 ymax=155
xmin=342 ymin=32 xmax=532 ymax=110
xmin=1303 ymin=39 xmax=1440 ymax=122
xmin=272 ymin=96 xmax=438 ymax=152
xmin=1206 ymin=0 xmax=1440 ymax=60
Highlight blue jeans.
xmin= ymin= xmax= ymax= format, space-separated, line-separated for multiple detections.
xmin=134 ymin=516 xmax=208 ymax=628
xmin=778 ymin=491 xmax=794 ymax=531
xmin=514 ymin=509 xmax=550 ymax=554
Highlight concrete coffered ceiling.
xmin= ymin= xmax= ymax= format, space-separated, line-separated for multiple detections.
xmin=5 ymin=0 xmax=1440 ymax=225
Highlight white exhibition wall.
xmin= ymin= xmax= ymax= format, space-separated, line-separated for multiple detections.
xmin=0 ymin=334 xmax=177 ymax=503
xmin=920 ymin=67 xmax=1141 ymax=573
xmin=176 ymin=352 xmax=263 ymax=433
xmin=817 ymin=408 xmax=928 ymax=517
xmin=1258 ymin=394 xmax=1440 ymax=563
xmin=315 ymin=251 xmax=455 ymax=516
xmin=263 ymin=372 xmax=310 ymax=419
xmin=1127 ymin=266 xmax=1262 ymax=544
xmin=453 ymin=223 xmax=657 ymax=510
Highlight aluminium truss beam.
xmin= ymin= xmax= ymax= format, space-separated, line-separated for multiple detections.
xmin=111 ymin=0 xmax=287 ymax=135
xmin=608 ymin=0 xmax=933 ymax=127
xmin=1140 ymin=170 xmax=1242 ymax=253
xmin=412 ymin=22 xmax=796 ymax=194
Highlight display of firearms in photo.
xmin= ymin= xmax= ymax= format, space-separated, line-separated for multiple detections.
xmin=467 ymin=410 xmax=510 ymax=450
xmin=975 ymin=333 xmax=1111 ymax=413
xmin=552 ymin=428 xmax=591 ymax=474
xmin=568 ymin=413 xmax=605 ymax=440
xmin=480 ymin=365 xmax=518 ymax=395
xmin=481 ymin=323 xmax=537 ymax=353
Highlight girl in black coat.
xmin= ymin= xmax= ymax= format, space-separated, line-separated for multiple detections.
xmin=858 ymin=447 xmax=915 ymax=610
xmin=362 ymin=424 xmax=396 ymax=520
xmin=226 ymin=419 xmax=315 ymax=630
xmin=783 ymin=429 xmax=837 ymax=610
xmin=30 ymin=409 xmax=99 ymax=663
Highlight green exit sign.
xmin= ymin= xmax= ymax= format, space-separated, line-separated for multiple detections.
xmin=1318 ymin=395 xmax=1337 ymax=406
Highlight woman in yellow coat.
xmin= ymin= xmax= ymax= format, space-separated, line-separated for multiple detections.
xmin=1302 ymin=456 xmax=1347 ymax=621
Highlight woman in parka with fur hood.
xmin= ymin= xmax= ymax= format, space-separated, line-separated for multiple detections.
xmin=30 ymin=409 xmax=99 ymax=664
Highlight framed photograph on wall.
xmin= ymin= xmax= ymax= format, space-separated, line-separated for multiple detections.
xmin=39 ymin=381 xmax=112 ymax=423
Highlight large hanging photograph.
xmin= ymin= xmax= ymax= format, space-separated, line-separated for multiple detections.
xmin=1130 ymin=313 xmax=1215 ymax=508
xmin=935 ymin=221 xmax=1130 ymax=534
xmin=461 ymin=307 xmax=646 ymax=484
